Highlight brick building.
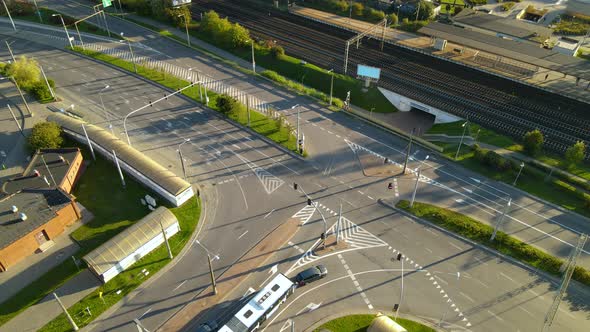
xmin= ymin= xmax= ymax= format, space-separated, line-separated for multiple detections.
xmin=0 ymin=148 xmax=83 ymax=272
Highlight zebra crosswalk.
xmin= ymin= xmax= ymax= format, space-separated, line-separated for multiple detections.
xmin=291 ymin=204 xmax=317 ymax=224
xmin=235 ymin=153 xmax=284 ymax=194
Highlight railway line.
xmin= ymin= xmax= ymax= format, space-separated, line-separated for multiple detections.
xmin=192 ymin=0 xmax=590 ymax=157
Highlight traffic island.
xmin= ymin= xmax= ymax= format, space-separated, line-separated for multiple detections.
xmin=311 ymin=312 xmax=436 ymax=332
xmin=356 ymin=148 xmax=399 ymax=177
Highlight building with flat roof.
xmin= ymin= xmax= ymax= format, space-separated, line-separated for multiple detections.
xmin=0 ymin=189 xmax=80 ymax=271
xmin=453 ymin=9 xmax=552 ymax=42
xmin=0 ymin=148 xmax=83 ymax=272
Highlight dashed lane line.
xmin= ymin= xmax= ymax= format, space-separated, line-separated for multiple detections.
xmin=338 ymin=254 xmax=373 ymax=310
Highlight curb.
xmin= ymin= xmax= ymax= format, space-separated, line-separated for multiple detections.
xmin=378 ymin=199 xmax=590 ymax=296
xmin=82 ymin=189 xmax=210 ymax=332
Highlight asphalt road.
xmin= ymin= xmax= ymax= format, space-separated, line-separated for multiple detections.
xmin=2 ymin=11 xmax=590 ymax=332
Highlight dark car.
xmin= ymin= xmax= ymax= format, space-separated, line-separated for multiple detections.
xmin=295 ymin=265 xmax=328 ymax=286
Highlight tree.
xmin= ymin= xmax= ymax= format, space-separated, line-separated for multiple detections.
xmin=270 ymin=45 xmax=285 ymax=58
xmin=416 ymin=0 xmax=434 ymax=21
xmin=523 ymin=129 xmax=544 ymax=156
xmin=565 ymin=141 xmax=586 ymax=167
xmin=227 ymin=23 xmax=251 ymax=48
xmin=351 ymin=2 xmax=364 ymax=17
xmin=216 ymin=94 xmax=238 ymax=117
xmin=388 ymin=13 xmax=399 ymax=26
xmin=6 ymin=56 xmax=41 ymax=89
xmin=150 ymin=0 xmax=168 ymax=21
xmin=28 ymin=122 xmax=63 ymax=151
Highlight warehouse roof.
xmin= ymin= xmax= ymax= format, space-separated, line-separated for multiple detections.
xmin=47 ymin=113 xmax=191 ymax=197
xmin=83 ymin=206 xmax=178 ymax=276
xmin=453 ymin=9 xmax=552 ymax=40
xmin=2 ymin=148 xmax=81 ymax=194
xmin=419 ymin=22 xmax=590 ymax=80
xmin=0 ymin=189 xmax=72 ymax=250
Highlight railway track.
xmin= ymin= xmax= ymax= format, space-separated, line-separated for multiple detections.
xmin=192 ymin=0 xmax=590 ymax=157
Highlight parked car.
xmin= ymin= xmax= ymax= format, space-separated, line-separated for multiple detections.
xmin=294 ymin=265 xmax=328 ymax=286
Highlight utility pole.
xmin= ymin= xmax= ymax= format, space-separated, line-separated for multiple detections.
xmin=82 ymin=124 xmax=96 ymax=160
xmin=120 ymin=33 xmax=137 ymax=73
xmin=196 ymin=240 xmax=218 ymax=295
xmin=11 ymin=77 xmax=33 ymax=117
xmin=294 ymin=184 xmax=328 ymax=249
xmin=336 ymin=202 xmax=342 ymax=244
xmin=402 ymin=128 xmax=415 ymax=174
xmin=542 ymin=233 xmax=587 ymax=332
xmin=32 ymin=0 xmax=42 ymax=23
xmin=112 ymin=149 xmax=126 ymax=188
xmin=159 ymin=220 xmax=173 ymax=259
xmin=7 ymin=104 xmax=24 ymax=136
xmin=455 ymin=121 xmax=468 ymax=160
xmin=415 ymin=0 xmax=421 ymax=22
xmin=410 ymin=155 xmax=429 ymax=207
xmin=39 ymin=65 xmax=56 ymax=101
xmin=250 ymin=40 xmax=256 ymax=73
xmin=394 ymin=253 xmax=404 ymax=321
xmin=52 ymin=14 xmax=73 ymax=49
xmin=53 ymin=293 xmax=79 ymax=331
xmin=2 ymin=0 xmax=16 ymax=31
xmin=178 ymin=138 xmax=190 ymax=180
xmin=328 ymin=69 xmax=334 ymax=106
xmin=490 ymin=198 xmax=511 ymax=241
xmin=178 ymin=14 xmax=190 ymax=47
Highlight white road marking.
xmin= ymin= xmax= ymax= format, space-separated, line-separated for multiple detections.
xmin=138 ymin=307 xmax=152 ymax=319
xmin=449 ymin=242 xmax=463 ymax=251
xmin=367 ymin=195 xmax=375 ymax=200
xmin=339 ymin=254 xmax=373 ymax=310
xmin=518 ymin=306 xmax=534 ymax=317
xmin=487 ymin=310 xmax=505 ymax=322
xmin=238 ymin=230 xmax=249 ymax=240
xmin=459 ymin=291 xmax=475 ymax=303
xmin=173 ymin=280 xmax=188 ymax=292
xmin=499 ymin=272 xmax=517 ymax=284
xmin=263 ymin=209 xmax=276 ymax=219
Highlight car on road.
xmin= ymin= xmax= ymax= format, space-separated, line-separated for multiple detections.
xmin=294 ymin=265 xmax=327 ymax=286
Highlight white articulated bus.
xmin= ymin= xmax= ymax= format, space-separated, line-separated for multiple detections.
xmin=197 ymin=273 xmax=295 ymax=332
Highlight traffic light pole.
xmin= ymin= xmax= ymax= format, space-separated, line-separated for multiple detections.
xmin=295 ymin=183 xmax=328 ymax=249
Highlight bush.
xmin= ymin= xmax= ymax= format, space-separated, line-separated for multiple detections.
xmin=523 ymin=129 xmax=544 ymax=156
xmin=270 ymin=45 xmax=285 ymax=58
xmin=388 ymin=13 xmax=399 ymax=26
xmin=29 ymin=81 xmax=53 ymax=101
xmin=416 ymin=0 xmax=435 ymax=21
xmin=351 ymin=2 xmax=364 ymax=17
xmin=6 ymin=56 xmax=41 ymax=89
xmin=216 ymin=94 xmax=238 ymax=117
xmin=399 ymin=19 xmax=429 ymax=32
xmin=565 ymin=141 xmax=586 ymax=167
xmin=28 ymin=122 xmax=63 ymax=151
xmin=501 ymin=2 xmax=515 ymax=11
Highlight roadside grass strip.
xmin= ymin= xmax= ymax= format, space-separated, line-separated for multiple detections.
xmin=70 ymin=46 xmax=300 ymax=154
xmin=396 ymin=200 xmax=590 ymax=287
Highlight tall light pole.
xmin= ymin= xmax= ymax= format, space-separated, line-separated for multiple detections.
xmin=53 ymin=293 xmax=79 ymax=331
xmin=455 ymin=121 xmax=468 ymax=160
xmin=52 ymin=14 xmax=74 ymax=49
xmin=32 ymin=0 xmax=42 ymax=23
xmin=293 ymin=183 xmax=328 ymax=249
xmin=513 ymin=162 xmax=525 ymax=186
xmin=490 ymin=197 xmax=511 ymax=241
xmin=159 ymin=220 xmax=173 ymax=259
xmin=249 ymin=40 xmax=256 ymax=73
xmin=394 ymin=252 xmax=404 ymax=321
xmin=195 ymin=240 xmax=219 ymax=295
xmin=124 ymin=80 xmax=196 ymax=146
xmin=98 ymin=85 xmax=113 ymax=134
xmin=291 ymin=104 xmax=303 ymax=153
xmin=2 ymin=0 xmax=16 ymax=31
xmin=120 ymin=32 xmax=137 ymax=73
xmin=327 ymin=69 xmax=334 ymax=106
xmin=410 ymin=155 xmax=429 ymax=208
xmin=177 ymin=138 xmax=190 ymax=180
xmin=402 ymin=128 xmax=415 ymax=174
xmin=178 ymin=14 xmax=191 ymax=47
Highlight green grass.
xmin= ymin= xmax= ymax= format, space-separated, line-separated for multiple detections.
xmin=440 ymin=0 xmax=465 ymax=14
xmin=0 ymin=140 xmax=165 ymax=327
xmin=14 ymin=7 xmax=121 ymax=39
xmin=39 ymin=196 xmax=200 ymax=331
xmin=71 ymin=46 xmax=302 ymax=155
xmin=427 ymin=121 xmax=520 ymax=150
xmin=437 ymin=144 xmax=590 ymax=217
xmin=397 ymin=200 xmax=590 ymax=286
xmin=315 ymin=314 xmax=435 ymax=332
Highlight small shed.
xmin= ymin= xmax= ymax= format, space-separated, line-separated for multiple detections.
xmin=84 ymin=207 xmax=180 ymax=283
xmin=368 ymin=313 xmax=408 ymax=332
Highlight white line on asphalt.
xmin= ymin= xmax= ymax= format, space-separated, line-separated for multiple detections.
xmin=449 ymin=242 xmax=463 ymax=251
xmin=358 ymin=190 xmax=364 ymax=195
xmin=474 ymin=278 xmax=490 ymax=289
xmin=327 ymin=131 xmax=333 ymax=134
xmin=487 ymin=310 xmax=505 ymax=322
xmin=367 ymin=195 xmax=375 ymax=200
xmin=238 ymin=230 xmax=249 ymax=240
xmin=518 ymin=306 xmax=534 ymax=317
xmin=424 ymin=247 xmax=433 ymax=253
xmin=343 ymin=199 xmax=356 ymax=207
xmin=233 ymin=144 xmax=240 ymax=150
xmin=459 ymin=291 xmax=475 ymax=303
xmin=263 ymin=209 xmax=276 ymax=219
xmin=173 ymin=280 xmax=188 ymax=292
xmin=138 ymin=307 xmax=152 ymax=319
xmin=425 ymin=228 xmax=439 ymax=237
xmin=336 ymin=134 xmax=341 ymax=138
xmin=499 ymin=272 xmax=517 ymax=284
xmin=473 ymin=256 xmax=488 ymax=266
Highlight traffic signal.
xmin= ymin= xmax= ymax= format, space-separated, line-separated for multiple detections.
xmin=396 ymin=253 xmax=402 ymax=261
xmin=384 ymin=158 xmax=388 ymax=164
xmin=307 ymin=198 xmax=312 ymax=206
xmin=320 ymin=232 xmax=325 ymax=240
xmin=388 ymin=182 xmax=393 ymax=189
xmin=293 ymin=183 xmax=298 ymax=190
xmin=393 ymin=304 xmax=399 ymax=311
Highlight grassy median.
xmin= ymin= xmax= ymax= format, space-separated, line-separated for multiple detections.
xmin=315 ymin=314 xmax=435 ymax=332
xmin=396 ymin=200 xmax=590 ymax=286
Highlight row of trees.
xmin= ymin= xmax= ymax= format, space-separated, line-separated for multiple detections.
xmin=200 ymin=11 xmax=251 ymax=49
xmin=118 ymin=0 xmax=190 ymax=27
xmin=523 ymin=129 xmax=587 ymax=167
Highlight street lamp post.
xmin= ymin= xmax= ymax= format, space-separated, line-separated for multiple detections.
xmin=98 ymin=85 xmax=113 ymax=134
xmin=490 ymin=197 xmax=512 ymax=241
xmin=394 ymin=252 xmax=404 ymax=321
xmin=293 ymin=183 xmax=328 ymax=249
xmin=178 ymin=14 xmax=191 ymax=47
xmin=1 ymin=0 xmax=16 ymax=31
xmin=455 ymin=121 xmax=468 ymax=160
xmin=291 ymin=104 xmax=303 ymax=152
xmin=177 ymin=138 xmax=190 ymax=180
xmin=249 ymin=40 xmax=256 ymax=73
xmin=32 ymin=0 xmax=42 ymax=23
xmin=513 ymin=162 xmax=525 ymax=186
xmin=328 ymin=68 xmax=334 ymax=106
xmin=369 ymin=107 xmax=375 ymax=119
xmin=195 ymin=240 xmax=219 ymax=295
xmin=124 ymin=80 xmax=196 ymax=146
xmin=410 ymin=155 xmax=429 ymax=208
xmin=120 ymin=33 xmax=137 ymax=73
xmin=52 ymin=14 xmax=73 ymax=49
xmin=402 ymin=128 xmax=415 ymax=174
xmin=7 ymin=76 xmax=33 ymax=117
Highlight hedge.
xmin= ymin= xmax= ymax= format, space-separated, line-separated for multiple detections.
xmin=397 ymin=200 xmax=590 ymax=286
